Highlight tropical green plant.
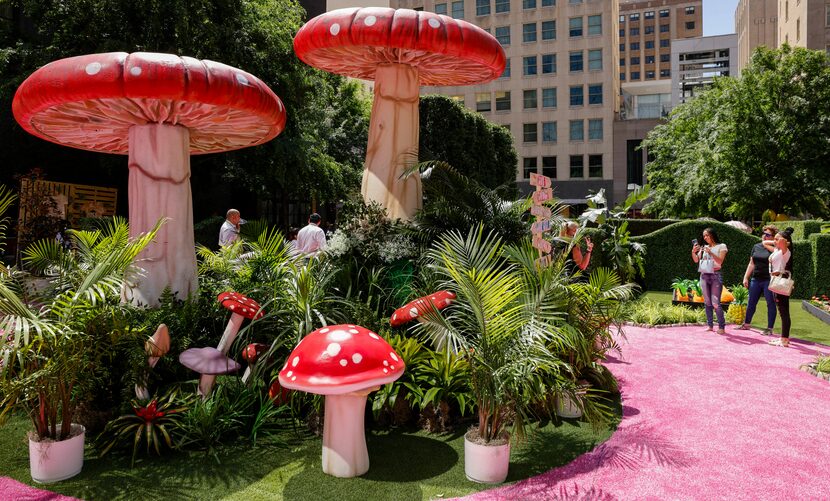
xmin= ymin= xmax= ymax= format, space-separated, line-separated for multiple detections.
xmin=816 ymin=355 xmax=830 ymax=373
xmin=413 ymin=226 xmax=591 ymax=443
xmin=0 ymin=218 xmax=162 ymax=441
xmin=730 ymin=284 xmax=749 ymax=305
xmin=624 ymin=299 xmax=705 ymax=325
xmin=415 ymin=349 xmax=474 ymax=432
xmin=99 ymin=388 xmax=192 ymax=466
xmin=370 ymin=334 xmax=430 ymax=425
xmin=0 ymin=184 xmax=16 ymax=260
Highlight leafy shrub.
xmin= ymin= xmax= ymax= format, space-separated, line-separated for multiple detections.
xmin=816 ymin=355 xmax=830 ymax=373
xmin=624 ymin=299 xmax=705 ymax=325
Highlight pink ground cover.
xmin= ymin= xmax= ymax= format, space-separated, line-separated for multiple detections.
xmin=463 ymin=325 xmax=830 ymax=500
xmin=0 ymin=477 xmax=79 ymax=501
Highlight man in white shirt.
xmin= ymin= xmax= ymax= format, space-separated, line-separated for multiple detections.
xmin=296 ymin=213 xmax=327 ymax=258
xmin=218 ymin=209 xmax=241 ymax=247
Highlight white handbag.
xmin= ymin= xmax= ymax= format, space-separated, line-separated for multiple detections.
xmin=698 ymin=252 xmax=715 ymax=274
xmin=769 ymin=271 xmax=794 ymax=296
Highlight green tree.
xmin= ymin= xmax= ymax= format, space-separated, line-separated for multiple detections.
xmin=419 ymin=95 xmax=517 ymax=192
xmin=643 ymin=45 xmax=830 ymax=219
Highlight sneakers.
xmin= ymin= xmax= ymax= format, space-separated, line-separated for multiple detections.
xmin=761 ymin=328 xmax=774 ymax=336
xmin=736 ymin=324 xmax=751 ymax=331
xmin=717 ymin=329 xmax=726 ymax=335
xmin=768 ymin=338 xmax=789 ymax=347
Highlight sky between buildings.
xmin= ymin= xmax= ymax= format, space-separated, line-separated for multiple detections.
xmin=704 ymin=0 xmax=740 ymax=36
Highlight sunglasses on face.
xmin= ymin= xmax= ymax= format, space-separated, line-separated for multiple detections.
xmin=763 ymin=232 xmax=773 ymax=237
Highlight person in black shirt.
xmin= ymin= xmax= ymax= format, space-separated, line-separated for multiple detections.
xmin=737 ymin=225 xmax=777 ymax=335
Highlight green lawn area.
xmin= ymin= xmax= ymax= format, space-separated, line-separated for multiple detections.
xmin=0 ymin=410 xmax=618 ymax=501
xmin=644 ymin=291 xmax=830 ymax=346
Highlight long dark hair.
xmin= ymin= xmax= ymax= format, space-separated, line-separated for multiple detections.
xmin=780 ymin=227 xmax=795 ymax=273
xmin=702 ymin=227 xmax=720 ymax=244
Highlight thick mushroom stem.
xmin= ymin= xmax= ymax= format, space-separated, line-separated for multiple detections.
xmin=121 ymin=123 xmax=198 ymax=306
xmin=198 ymin=313 xmax=244 ymax=396
xmin=362 ymin=63 xmax=422 ymax=221
xmin=321 ymin=387 xmax=378 ymax=478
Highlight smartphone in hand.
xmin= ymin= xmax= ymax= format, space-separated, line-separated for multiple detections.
xmin=692 ymin=239 xmax=698 ymax=246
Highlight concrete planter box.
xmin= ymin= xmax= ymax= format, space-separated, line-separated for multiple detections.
xmin=801 ymin=301 xmax=830 ymax=326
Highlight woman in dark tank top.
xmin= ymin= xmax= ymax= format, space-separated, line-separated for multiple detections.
xmin=737 ymin=225 xmax=778 ymax=335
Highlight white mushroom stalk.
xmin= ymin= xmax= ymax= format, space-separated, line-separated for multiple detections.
xmin=322 ymin=386 xmax=379 ymax=477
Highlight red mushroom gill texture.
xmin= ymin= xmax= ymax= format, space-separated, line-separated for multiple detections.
xmin=294 ymin=8 xmax=504 ymax=221
xmin=278 ymin=324 xmax=404 ymax=477
xmin=13 ymin=52 xmax=286 ymax=306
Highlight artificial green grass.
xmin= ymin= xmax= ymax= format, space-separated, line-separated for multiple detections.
xmin=643 ymin=291 xmax=830 ymax=346
xmin=0 ymin=411 xmax=617 ymax=501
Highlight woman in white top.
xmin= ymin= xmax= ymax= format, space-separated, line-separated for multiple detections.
xmin=692 ymin=227 xmax=729 ymax=334
xmin=763 ymin=228 xmax=794 ymax=347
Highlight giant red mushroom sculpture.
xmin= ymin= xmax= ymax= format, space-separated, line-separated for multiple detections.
xmin=294 ymin=8 xmax=505 ymax=220
xmin=279 ymin=324 xmax=404 ymax=478
xmin=12 ymin=52 xmax=286 ymax=305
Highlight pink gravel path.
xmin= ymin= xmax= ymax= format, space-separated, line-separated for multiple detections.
xmin=462 ymin=325 xmax=830 ymax=500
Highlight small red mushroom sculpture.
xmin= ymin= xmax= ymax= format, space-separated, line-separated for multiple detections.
xmin=12 ymin=52 xmax=286 ymax=305
xmin=135 ymin=324 xmax=171 ymax=400
xmin=294 ymin=8 xmax=505 ymax=220
xmin=279 ymin=324 xmax=405 ymax=478
xmin=390 ymin=290 xmax=457 ymax=328
xmin=241 ymin=342 xmax=268 ymax=383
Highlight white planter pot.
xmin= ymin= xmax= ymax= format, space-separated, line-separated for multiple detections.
xmin=556 ymin=393 xmax=583 ymax=419
xmin=29 ymin=424 xmax=85 ymax=483
xmin=464 ymin=432 xmax=510 ymax=484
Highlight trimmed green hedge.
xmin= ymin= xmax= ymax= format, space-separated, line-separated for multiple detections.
xmin=810 ymin=233 xmax=830 ymax=297
xmin=611 ymin=219 xmax=680 ymax=236
xmin=780 ymin=220 xmax=826 ymax=240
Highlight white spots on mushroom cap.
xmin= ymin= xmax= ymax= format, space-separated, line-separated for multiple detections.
xmin=292 ymin=356 xmax=300 ymax=367
xmin=330 ymin=23 xmax=341 ymax=36
xmin=329 ymin=329 xmax=351 ymax=342
xmin=391 ymin=313 xmax=397 ymax=321
xmin=348 ymin=328 xmax=359 ymax=334
xmin=383 ymin=360 xmax=389 ymax=366
xmin=383 ymin=368 xmax=389 ymax=374
xmin=236 ymin=73 xmax=249 ymax=85
xmin=85 ymin=62 xmax=102 ymax=75
xmin=409 ymin=307 xmax=419 ymax=318
xmin=428 ymin=18 xmax=441 ymax=29
xmin=130 ymin=66 xmax=142 ymax=76
xmin=291 ymin=376 xmax=297 ymax=381
xmin=364 ymin=15 xmax=377 ymax=26
xmin=326 ymin=343 xmax=342 ymax=357
xmin=391 ymin=365 xmax=395 ymax=370
xmin=287 ymin=370 xmax=293 ymax=377
xmin=390 ymin=352 xmax=399 ymax=362
xmin=320 ymin=328 xmax=330 ymax=334
xmin=340 ymin=359 xmax=348 ymax=367
xmin=352 ymin=353 xmax=363 ymax=364
xmin=369 ymin=333 xmax=380 ymax=340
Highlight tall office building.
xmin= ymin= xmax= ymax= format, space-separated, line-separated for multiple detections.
xmin=778 ymin=0 xmax=830 ymax=50
xmin=735 ymin=0 xmax=778 ymax=73
xmin=671 ymin=34 xmax=738 ymax=106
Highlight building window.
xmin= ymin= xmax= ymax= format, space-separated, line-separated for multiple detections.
xmin=630 ymin=56 xmax=640 ymax=65
xmin=588 ymin=119 xmax=603 ymax=140
xmin=796 ymin=18 xmax=800 ymax=41
xmin=542 ymin=122 xmax=557 ymax=143
xmin=542 ymin=53 xmax=556 ymax=74
xmin=659 ymin=9 xmax=669 ymax=18
xmin=588 ymin=84 xmax=602 ymax=104
xmin=495 ymin=26 xmax=511 ymax=45
xmin=630 ymin=27 xmax=640 ymax=36
xmin=620 ymin=58 xmax=625 ymax=66
xmin=523 ymin=0 xmax=536 ymax=9
xmin=500 ymin=58 xmax=511 ymax=78
xmin=523 ymin=23 xmax=537 ymax=42
xmin=619 ymin=15 xmax=625 ymax=23
xmin=569 ymin=17 xmax=583 ymax=37
xmin=476 ymin=0 xmax=490 ymax=16
xmin=495 ymin=0 xmax=510 ymax=13
xmin=541 ymin=20 xmax=556 ymax=40
xmin=645 ymin=40 xmax=655 ymax=49
xmin=627 ymin=140 xmax=644 ymax=184
xmin=588 ymin=155 xmax=603 ymax=178
xmin=523 ymin=123 xmax=538 ymax=143
xmin=630 ymin=42 xmax=640 ymax=50
xmin=631 ymin=71 xmax=640 ymax=80
xmin=685 ymin=6 xmax=695 ymax=15
xmin=569 ymin=51 xmax=583 ymax=72
xmin=452 ymin=0 xmax=464 ymax=18
xmin=541 ymin=0 xmax=554 ymax=6
xmin=685 ymin=21 xmax=695 ymax=30
xmin=523 ymin=56 xmax=538 ymax=75
xmin=569 ymin=85 xmax=584 ymax=106
xmin=660 ymin=24 xmax=670 ymax=32
xmin=620 ymin=72 xmax=626 ymax=81
xmin=523 ymin=157 xmax=537 ymax=179
xmin=523 ymin=89 xmax=538 ymax=109
xmin=435 ymin=3 xmax=448 ymax=15
xmin=619 ymin=28 xmax=625 ymax=37
xmin=620 ymin=43 xmax=625 ymax=52
xmin=476 ymin=92 xmax=491 ymax=112
xmin=588 ymin=49 xmax=602 ymax=71
xmin=644 ymin=10 xmax=654 ymax=19
xmin=495 ymin=91 xmax=511 ymax=111
xmin=588 ymin=15 xmax=602 ymax=36
xmin=660 ymin=39 xmax=670 ymax=48
xmin=629 ymin=13 xmax=640 ymax=21
xmin=570 ymin=155 xmax=584 ymax=178
xmin=645 ymin=70 xmax=655 ymax=79
xmin=826 ymin=5 xmax=830 ymax=26
xmin=660 ymin=69 xmax=671 ymax=77
xmin=660 ymin=53 xmax=670 ymax=62
xmin=569 ymin=120 xmax=584 ymax=141
xmin=645 ymin=55 xmax=655 ymax=64
xmin=644 ymin=25 xmax=654 ymax=34
xmin=542 ymin=156 xmax=556 ymax=178
xmin=542 ymin=87 xmax=557 ymax=108
xmin=569 ymin=0 xmax=582 ymax=3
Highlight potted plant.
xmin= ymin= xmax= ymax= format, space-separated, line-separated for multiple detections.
xmin=0 ymin=214 xmax=160 ymax=482
xmin=414 ymin=227 xmax=605 ymax=483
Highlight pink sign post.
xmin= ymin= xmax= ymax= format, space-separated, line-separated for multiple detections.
xmin=529 ymin=172 xmax=553 ymax=269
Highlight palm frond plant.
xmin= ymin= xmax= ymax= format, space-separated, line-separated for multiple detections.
xmin=0 ymin=218 xmax=163 ymax=442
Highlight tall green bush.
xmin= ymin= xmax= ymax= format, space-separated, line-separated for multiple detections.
xmin=784 ymin=220 xmax=826 ymax=240
xmin=810 ymin=234 xmax=830 ymax=296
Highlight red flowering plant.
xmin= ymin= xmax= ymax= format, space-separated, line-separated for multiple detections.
xmin=809 ymin=295 xmax=830 ymax=313
xmin=100 ymin=388 xmax=192 ymax=466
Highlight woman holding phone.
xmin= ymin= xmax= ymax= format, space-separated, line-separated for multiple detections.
xmin=692 ymin=228 xmax=729 ymax=334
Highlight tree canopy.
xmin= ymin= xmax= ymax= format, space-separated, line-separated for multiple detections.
xmin=419 ymin=95 xmax=517 ymax=193
xmin=642 ymin=45 xmax=830 ymax=220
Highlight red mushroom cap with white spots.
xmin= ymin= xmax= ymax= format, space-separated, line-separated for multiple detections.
xmin=218 ymin=291 xmax=264 ymax=320
xmin=293 ymin=8 xmax=505 ymax=86
xmin=242 ymin=343 xmax=268 ymax=363
xmin=390 ymin=290 xmax=456 ymax=327
xmin=278 ymin=324 xmax=405 ymax=395
xmin=12 ymin=52 xmax=286 ymax=155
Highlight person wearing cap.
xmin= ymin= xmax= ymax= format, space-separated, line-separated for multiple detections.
xmin=297 ymin=213 xmax=327 ymax=258
xmin=219 ymin=208 xmax=242 ymax=247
